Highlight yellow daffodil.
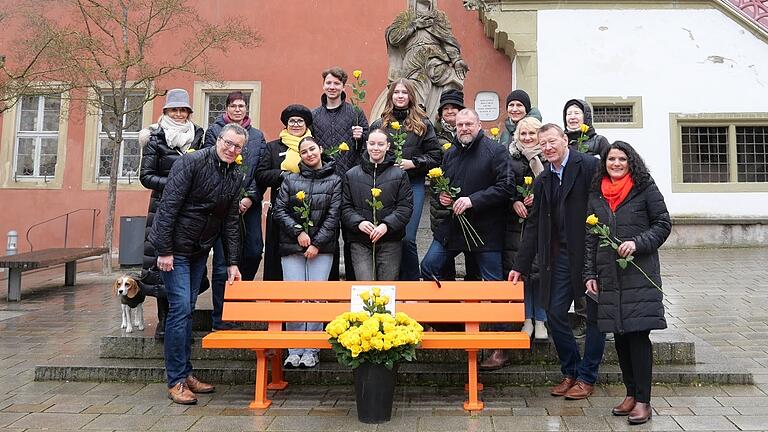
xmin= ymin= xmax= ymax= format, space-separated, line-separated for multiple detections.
xmin=490 ymin=127 xmax=500 ymax=137
xmin=390 ymin=121 xmax=401 ymax=131
xmin=338 ymin=142 xmax=350 ymax=152
xmin=524 ymin=176 xmax=533 ymax=186
xmin=296 ymin=190 xmax=306 ymax=201
xmin=353 ymin=70 xmax=362 ymax=79
xmin=371 ymin=188 xmax=382 ymax=198
xmin=580 ymin=124 xmax=590 ymax=133
xmin=586 ymin=214 xmax=599 ymax=226
xmin=186 ymin=148 xmax=196 ymax=153
xmin=427 ymin=167 xmax=443 ymax=179
xmin=442 ymin=142 xmax=452 ymax=151
xmin=234 ymin=154 xmax=243 ymax=165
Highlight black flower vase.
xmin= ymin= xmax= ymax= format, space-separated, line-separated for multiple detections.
xmin=354 ymin=362 xmax=397 ymax=423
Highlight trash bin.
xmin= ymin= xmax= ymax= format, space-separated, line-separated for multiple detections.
xmin=119 ymin=216 xmax=146 ymax=267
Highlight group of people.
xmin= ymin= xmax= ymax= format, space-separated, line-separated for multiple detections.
xmin=137 ymin=67 xmax=671 ymax=426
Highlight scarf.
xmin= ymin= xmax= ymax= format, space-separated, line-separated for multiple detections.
xmin=514 ymin=139 xmax=545 ymax=177
xmin=279 ymin=129 xmax=311 ymax=173
xmin=223 ymin=113 xmax=252 ymax=129
xmin=601 ymin=174 xmax=635 ymax=212
xmin=159 ymin=115 xmax=195 ymax=152
xmin=440 ymin=118 xmax=456 ymax=137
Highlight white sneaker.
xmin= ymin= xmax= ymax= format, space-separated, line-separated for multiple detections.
xmin=283 ymin=354 xmax=301 ymax=368
xmin=298 ymin=351 xmax=318 ymax=368
xmin=521 ymin=319 xmax=534 ymax=338
xmin=534 ymin=320 xmax=549 ymax=340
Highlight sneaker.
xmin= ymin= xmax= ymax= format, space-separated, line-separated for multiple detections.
xmin=605 ymin=332 xmax=615 ymax=341
xmin=572 ymin=318 xmax=587 ymax=339
xmin=521 ymin=319 xmax=534 ymax=338
xmin=284 ymin=354 xmax=301 ymax=368
xmin=298 ymin=352 xmax=319 ymax=368
xmin=534 ymin=320 xmax=548 ymax=340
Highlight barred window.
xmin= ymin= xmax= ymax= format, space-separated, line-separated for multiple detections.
xmin=681 ymin=126 xmax=729 ymax=183
xmin=13 ymin=95 xmax=61 ymax=179
xmin=593 ymin=105 xmax=633 ymax=124
xmin=96 ymin=93 xmax=144 ymax=181
xmin=205 ymin=92 xmax=251 ymax=128
xmin=736 ymin=126 xmax=768 ymax=183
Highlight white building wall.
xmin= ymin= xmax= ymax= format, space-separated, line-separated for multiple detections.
xmin=536 ymin=8 xmax=768 ymax=217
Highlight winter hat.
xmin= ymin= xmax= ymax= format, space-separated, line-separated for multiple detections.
xmin=438 ymin=89 xmax=466 ymax=114
xmin=162 ymin=89 xmax=193 ymax=112
xmin=505 ymin=89 xmax=531 ymax=114
xmin=280 ymin=104 xmax=313 ymax=128
xmin=562 ymin=99 xmax=593 ymax=128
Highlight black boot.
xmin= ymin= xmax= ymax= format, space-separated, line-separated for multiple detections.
xmin=155 ymin=297 xmax=168 ymax=341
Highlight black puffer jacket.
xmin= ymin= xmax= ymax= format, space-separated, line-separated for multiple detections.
xmin=583 ymin=179 xmax=671 ymax=334
xmin=433 ymin=133 xmax=514 ymax=251
xmin=273 ymin=160 xmax=342 ymax=256
xmin=341 ymin=153 xmax=413 ymax=244
xmin=254 ymin=138 xmax=290 ymax=280
xmin=370 ymin=115 xmax=441 ymax=180
xmin=149 ymin=146 xmax=242 ymax=264
xmin=429 ymin=120 xmax=454 ymax=233
xmin=563 ymin=99 xmax=610 ymax=158
xmin=311 ymin=92 xmax=369 ymax=177
xmin=138 ymin=125 xmax=204 ymax=296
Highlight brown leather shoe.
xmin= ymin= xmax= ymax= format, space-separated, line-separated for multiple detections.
xmin=168 ymin=382 xmax=197 ymax=405
xmin=564 ymin=380 xmax=594 ymax=400
xmin=612 ymin=396 xmax=636 ymax=416
xmin=628 ymin=402 xmax=652 ymax=424
xmin=479 ymin=349 xmax=510 ymax=371
xmin=550 ymin=377 xmax=577 ymax=396
xmin=185 ymin=375 xmax=215 ymax=394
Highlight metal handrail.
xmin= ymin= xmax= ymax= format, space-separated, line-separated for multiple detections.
xmin=25 ymin=208 xmax=101 ymax=251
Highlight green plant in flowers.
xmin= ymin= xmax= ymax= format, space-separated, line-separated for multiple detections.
xmin=292 ymin=190 xmax=313 ymax=234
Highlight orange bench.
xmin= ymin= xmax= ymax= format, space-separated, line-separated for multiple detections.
xmin=201 ymin=280 xmax=529 ymax=411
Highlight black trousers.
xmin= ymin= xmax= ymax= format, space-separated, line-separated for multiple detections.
xmin=614 ymin=330 xmax=653 ymax=403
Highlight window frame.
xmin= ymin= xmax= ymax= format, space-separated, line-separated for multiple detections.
xmin=670 ymin=112 xmax=768 ymax=192
xmin=94 ymin=92 xmax=145 ymax=183
xmin=13 ymin=94 xmax=63 ymax=180
xmin=585 ymin=96 xmax=643 ymax=129
xmin=192 ymin=81 xmax=262 ymax=130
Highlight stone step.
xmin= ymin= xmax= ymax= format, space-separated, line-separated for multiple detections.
xmin=100 ymin=332 xmax=696 ymax=365
xmin=34 ymin=356 xmax=752 ymax=386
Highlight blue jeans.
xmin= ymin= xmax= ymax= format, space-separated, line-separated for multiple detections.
xmin=400 ymin=177 xmax=425 ymax=280
xmin=420 ymin=239 xmax=503 ymax=282
xmin=526 ymin=281 xmax=547 ymax=322
xmin=281 ymin=253 xmax=333 ymax=356
xmin=160 ymin=254 xmax=208 ymax=387
xmin=548 ymin=252 xmax=605 ymax=384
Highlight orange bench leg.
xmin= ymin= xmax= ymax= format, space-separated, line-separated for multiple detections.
xmin=268 ymin=348 xmax=288 ymax=390
xmin=250 ymin=349 xmax=272 ymax=409
xmin=463 ymin=349 xmax=484 ymax=411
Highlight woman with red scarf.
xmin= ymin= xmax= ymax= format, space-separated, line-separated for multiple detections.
xmin=583 ymin=141 xmax=671 ymax=425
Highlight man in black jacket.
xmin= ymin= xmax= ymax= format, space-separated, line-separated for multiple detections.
xmin=510 ymin=123 xmax=604 ymax=401
xmin=420 ymin=109 xmax=514 ymax=282
xmin=150 ymin=123 xmax=245 ymax=405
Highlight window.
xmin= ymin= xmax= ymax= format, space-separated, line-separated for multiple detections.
xmin=193 ymin=81 xmax=262 ymax=130
xmin=96 ymin=93 xmax=144 ymax=182
xmin=670 ymin=113 xmax=768 ymax=192
xmin=585 ymin=96 xmax=643 ymax=129
xmin=204 ymin=92 xmax=251 ymax=128
xmin=13 ymin=95 xmax=61 ymax=180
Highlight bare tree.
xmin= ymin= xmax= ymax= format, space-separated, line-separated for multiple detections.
xmin=14 ymin=0 xmax=260 ymax=273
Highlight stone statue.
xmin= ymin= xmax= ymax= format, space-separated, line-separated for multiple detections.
xmin=371 ymin=0 xmax=469 ymax=121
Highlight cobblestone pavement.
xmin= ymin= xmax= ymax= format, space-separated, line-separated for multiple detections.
xmin=0 ymin=247 xmax=767 ymax=431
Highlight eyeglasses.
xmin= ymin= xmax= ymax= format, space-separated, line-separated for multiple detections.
xmin=228 ymin=104 xmax=246 ymax=110
xmin=287 ymin=118 xmax=305 ymax=126
xmin=219 ymin=137 xmax=244 ymax=152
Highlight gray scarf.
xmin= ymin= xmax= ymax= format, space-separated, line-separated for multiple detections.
xmin=512 ymin=139 xmax=545 ymax=177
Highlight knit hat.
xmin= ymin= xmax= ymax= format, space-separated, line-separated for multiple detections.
xmin=280 ymin=104 xmax=313 ymax=128
xmin=505 ymin=89 xmax=531 ymax=115
xmin=438 ymin=89 xmax=466 ymax=114
xmin=162 ymin=89 xmax=193 ymax=112
xmin=562 ymin=99 xmax=593 ymax=128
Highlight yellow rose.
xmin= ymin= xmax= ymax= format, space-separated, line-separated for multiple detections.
xmin=427 ymin=167 xmax=443 ymax=179
xmin=234 ymin=154 xmax=243 ymax=165
xmin=442 ymin=142 xmax=452 ymax=151
xmin=390 ymin=121 xmax=401 ymax=131
xmin=359 ymin=291 xmax=370 ymax=302
xmin=372 ymin=287 xmax=381 ymax=297
xmin=524 ymin=176 xmax=533 ymax=186
xmin=295 ymin=190 xmax=306 ymax=201
xmin=586 ymin=214 xmax=599 ymax=226
xmin=353 ymin=70 xmax=362 ymax=79
xmin=339 ymin=142 xmax=350 ymax=152
xmin=580 ymin=124 xmax=590 ymax=133
xmin=186 ymin=148 xmax=196 ymax=153
xmin=371 ymin=188 xmax=382 ymax=198
xmin=490 ymin=127 xmax=500 ymax=137
xmin=380 ymin=295 xmax=390 ymax=305
xmin=375 ymin=297 xmax=385 ymax=306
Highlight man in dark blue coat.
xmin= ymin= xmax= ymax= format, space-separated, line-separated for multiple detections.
xmin=510 ymin=123 xmax=604 ymax=400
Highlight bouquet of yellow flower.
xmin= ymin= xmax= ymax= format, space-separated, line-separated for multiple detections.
xmin=389 ymin=121 xmax=407 ymax=163
xmin=427 ymin=167 xmax=484 ymax=249
xmin=574 ymin=124 xmax=590 ymax=153
xmin=326 ymin=288 xmax=423 ymax=369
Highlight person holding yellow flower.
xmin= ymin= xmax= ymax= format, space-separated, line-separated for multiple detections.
xmin=255 ymin=104 xmax=313 ymax=281
xmin=273 ymin=136 xmax=342 ymax=368
xmin=341 ymin=129 xmax=413 ymax=281
xmin=563 ymin=99 xmax=610 ymax=157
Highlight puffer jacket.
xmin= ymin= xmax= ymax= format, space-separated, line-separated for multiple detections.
xmin=273 ymin=160 xmax=342 ymax=256
xmin=341 ymin=153 xmax=413 ymax=244
xmin=429 ymin=120 xmax=454 ymax=233
xmin=311 ymin=92 xmax=370 ymax=177
xmin=149 ymin=146 xmax=242 ymax=264
xmin=563 ymin=98 xmax=610 ymax=157
xmin=254 ymin=138 xmax=290 ymax=280
xmin=583 ymin=179 xmax=671 ymax=334
xmin=498 ymin=107 xmax=543 ymax=149
xmin=370 ymin=116 xmax=441 ymax=180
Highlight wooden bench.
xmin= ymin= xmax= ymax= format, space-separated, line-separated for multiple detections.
xmin=202 ymin=280 xmax=529 ymax=411
xmin=0 ymin=247 xmax=108 ymax=301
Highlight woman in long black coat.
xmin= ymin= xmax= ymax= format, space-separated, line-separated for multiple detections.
xmin=583 ymin=141 xmax=671 ymax=425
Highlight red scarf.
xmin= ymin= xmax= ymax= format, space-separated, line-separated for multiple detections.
xmin=223 ymin=113 xmax=252 ymax=129
xmin=601 ymin=175 xmax=634 ymax=212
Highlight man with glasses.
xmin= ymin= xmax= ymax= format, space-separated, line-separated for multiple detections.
xmin=150 ymin=123 xmax=246 ymax=405
xmin=204 ymin=91 xmax=267 ymax=330
xmin=509 ymin=123 xmax=604 ymax=401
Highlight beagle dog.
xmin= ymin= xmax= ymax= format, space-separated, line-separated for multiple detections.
xmin=113 ymin=275 xmax=145 ymax=333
